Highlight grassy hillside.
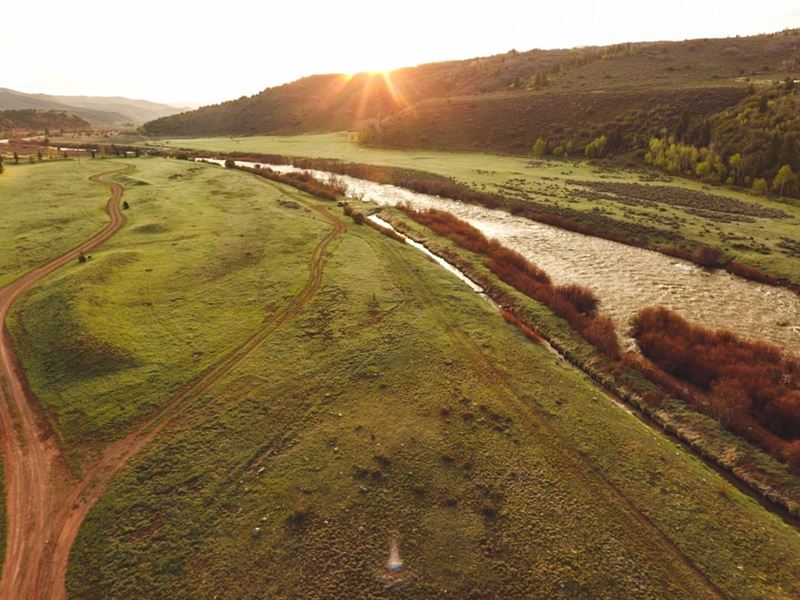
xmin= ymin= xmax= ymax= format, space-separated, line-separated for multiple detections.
xmin=362 ymin=86 xmax=747 ymax=155
xmin=143 ymin=30 xmax=800 ymax=145
xmin=47 ymin=95 xmax=190 ymax=125
xmin=156 ymin=133 xmax=800 ymax=284
xmin=0 ymin=160 xmax=115 ymax=287
xmin=0 ymin=109 xmax=90 ymax=135
xmin=6 ymin=159 xmax=800 ymax=598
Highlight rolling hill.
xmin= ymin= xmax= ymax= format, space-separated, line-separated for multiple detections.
xmin=143 ymin=29 xmax=800 ymax=142
xmin=143 ymin=28 xmax=800 ymax=197
xmin=0 ymin=109 xmax=90 ymax=134
xmin=0 ymin=88 xmax=188 ymax=128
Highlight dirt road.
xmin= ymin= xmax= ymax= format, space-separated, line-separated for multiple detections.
xmin=0 ymin=169 xmax=345 ymax=599
xmin=0 ymin=165 xmax=131 ymax=599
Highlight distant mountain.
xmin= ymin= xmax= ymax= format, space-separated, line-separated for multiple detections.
xmin=0 ymin=109 xmax=90 ymax=133
xmin=43 ymin=94 xmax=192 ymax=125
xmin=0 ymin=88 xmax=188 ymax=128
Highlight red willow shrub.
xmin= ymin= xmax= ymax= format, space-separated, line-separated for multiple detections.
xmin=554 ymin=284 xmax=599 ymax=316
xmin=500 ymin=309 xmax=543 ymax=343
xmin=631 ymin=306 xmax=800 ymax=443
xmin=239 ymin=166 xmax=341 ymax=201
xmin=399 ymin=206 xmax=620 ymax=359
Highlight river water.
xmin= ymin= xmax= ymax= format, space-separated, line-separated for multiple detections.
xmin=199 ymin=158 xmax=800 ymax=354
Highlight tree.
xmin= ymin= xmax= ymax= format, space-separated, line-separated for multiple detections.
xmin=773 ymin=164 xmax=797 ymax=196
xmin=728 ymin=153 xmax=743 ymax=185
xmin=752 ymin=178 xmax=769 ymax=196
xmin=605 ymin=127 xmax=623 ymax=155
xmin=0 ymin=156 xmax=4 ymax=175
xmin=530 ymin=137 xmax=549 ymax=158
xmin=584 ymin=135 xmax=607 ymax=158
xmin=709 ymin=377 xmax=751 ymax=428
xmin=675 ymin=109 xmax=691 ymax=142
xmin=13 ymin=151 xmax=19 ymax=164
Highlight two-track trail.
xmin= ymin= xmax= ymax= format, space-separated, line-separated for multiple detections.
xmin=0 ymin=169 xmax=345 ymax=599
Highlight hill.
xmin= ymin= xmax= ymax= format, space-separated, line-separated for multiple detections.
xmin=143 ymin=29 xmax=800 ymax=140
xmin=0 ymin=109 xmax=90 ymax=134
xmin=0 ymin=88 xmax=187 ymax=128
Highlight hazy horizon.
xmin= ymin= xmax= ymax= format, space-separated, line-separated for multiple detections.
xmin=3 ymin=0 xmax=800 ymax=106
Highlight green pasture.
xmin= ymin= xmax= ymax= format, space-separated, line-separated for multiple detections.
xmin=7 ymin=158 xmax=330 ymax=466
xmin=0 ymin=160 xmax=114 ymax=287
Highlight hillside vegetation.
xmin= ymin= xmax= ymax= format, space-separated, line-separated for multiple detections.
xmin=144 ymin=31 xmax=800 ymax=185
xmin=0 ymin=109 xmax=91 ymax=135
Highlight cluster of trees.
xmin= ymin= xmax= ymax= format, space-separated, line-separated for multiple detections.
xmin=631 ymin=306 xmax=800 ymax=468
xmin=645 ymin=136 xmax=797 ymax=195
xmin=531 ymin=130 xmax=623 ymax=159
xmin=644 ymin=83 xmax=800 ymax=197
xmin=398 ymin=206 xmax=620 ymax=358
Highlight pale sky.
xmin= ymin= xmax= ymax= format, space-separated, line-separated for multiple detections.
xmin=3 ymin=0 xmax=799 ymax=107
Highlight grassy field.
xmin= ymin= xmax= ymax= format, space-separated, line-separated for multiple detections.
xmin=6 ymin=159 xmax=800 ymax=597
xmin=0 ymin=160 xmax=115 ymax=287
xmin=154 ymin=133 xmax=800 ymax=283
xmin=7 ymin=158 xmax=331 ymax=467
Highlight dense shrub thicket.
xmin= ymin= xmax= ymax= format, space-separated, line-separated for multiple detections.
xmin=631 ymin=306 xmax=800 ymax=465
xmin=237 ymin=165 xmax=346 ymax=201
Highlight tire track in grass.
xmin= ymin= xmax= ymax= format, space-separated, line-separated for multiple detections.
xmin=42 ymin=184 xmax=345 ymax=600
xmin=377 ymin=235 xmax=728 ymax=598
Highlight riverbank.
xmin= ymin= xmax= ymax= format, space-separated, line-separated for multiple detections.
xmin=147 ymin=133 xmax=800 ymax=288
xmin=203 ymin=156 xmax=800 ymax=523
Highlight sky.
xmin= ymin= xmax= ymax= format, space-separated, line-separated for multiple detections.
xmin=3 ymin=0 xmax=799 ymax=107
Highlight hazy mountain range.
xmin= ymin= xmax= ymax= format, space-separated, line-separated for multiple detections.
xmin=0 ymin=88 xmax=191 ymax=128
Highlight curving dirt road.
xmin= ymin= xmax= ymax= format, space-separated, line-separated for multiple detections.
xmin=0 ymin=165 xmax=132 ymax=599
xmin=0 ymin=169 xmax=345 ymax=599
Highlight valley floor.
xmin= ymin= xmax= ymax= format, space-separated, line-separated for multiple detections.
xmin=154 ymin=132 xmax=800 ymax=285
xmin=1 ymin=158 xmax=800 ymax=598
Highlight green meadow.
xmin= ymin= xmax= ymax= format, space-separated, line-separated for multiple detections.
xmin=0 ymin=160 xmax=114 ymax=287
xmin=7 ymin=158 xmax=330 ymax=467
xmin=156 ymin=132 xmax=800 ymax=283
xmin=3 ymin=158 xmax=800 ymax=597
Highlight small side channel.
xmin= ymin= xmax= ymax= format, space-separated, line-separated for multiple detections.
xmin=367 ymin=214 xmax=498 ymax=309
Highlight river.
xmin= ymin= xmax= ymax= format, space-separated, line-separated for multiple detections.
xmin=199 ymin=158 xmax=800 ymax=354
